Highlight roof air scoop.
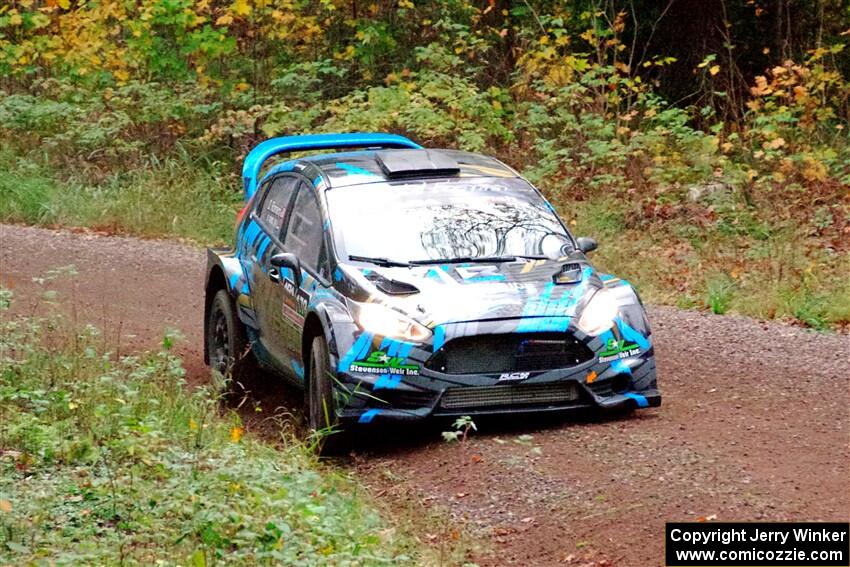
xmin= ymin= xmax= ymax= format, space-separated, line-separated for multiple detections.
xmin=375 ymin=149 xmax=460 ymax=179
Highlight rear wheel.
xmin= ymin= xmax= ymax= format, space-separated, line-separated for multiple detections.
xmin=207 ymin=289 xmax=255 ymax=390
xmin=307 ymin=334 xmax=346 ymax=454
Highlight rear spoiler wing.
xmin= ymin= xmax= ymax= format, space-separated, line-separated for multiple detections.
xmin=241 ymin=133 xmax=421 ymax=200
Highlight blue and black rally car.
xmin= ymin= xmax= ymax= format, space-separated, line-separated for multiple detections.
xmin=204 ymin=133 xmax=660 ymax=441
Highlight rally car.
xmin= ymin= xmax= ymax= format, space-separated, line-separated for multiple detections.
xmin=204 ymin=133 xmax=660 ymax=443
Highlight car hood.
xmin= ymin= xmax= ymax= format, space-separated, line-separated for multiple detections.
xmin=340 ymin=255 xmax=604 ymax=326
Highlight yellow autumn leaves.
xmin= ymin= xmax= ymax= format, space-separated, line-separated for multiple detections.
xmin=0 ymin=0 xmax=322 ymax=83
xmin=215 ymin=0 xmax=249 ymax=25
xmin=697 ymin=54 xmax=721 ymax=76
xmin=214 ymin=0 xmax=314 ymax=32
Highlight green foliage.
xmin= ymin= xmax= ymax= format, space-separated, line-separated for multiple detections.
xmin=441 ymin=416 xmax=477 ymax=444
xmin=0 ymin=80 xmax=226 ymax=168
xmin=789 ymin=291 xmax=831 ymax=330
xmin=0 ymin=296 xmax=411 ymax=565
xmin=0 ymin=149 xmax=240 ymax=245
xmin=705 ymin=274 xmax=736 ymax=315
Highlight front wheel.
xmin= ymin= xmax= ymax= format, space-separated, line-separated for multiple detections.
xmin=307 ymin=334 xmax=346 ymax=454
xmin=206 ymin=289 xmax=255 ymax=390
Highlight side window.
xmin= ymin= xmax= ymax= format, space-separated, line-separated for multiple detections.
xmin=284 ymin=183 xmax=324 ymax=273
xmin=257 ymin=176 xmax=299 ymax=237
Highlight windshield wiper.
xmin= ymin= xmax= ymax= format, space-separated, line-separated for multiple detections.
xmin=352 ymin=254 xmax=550 ymax=267
xmin=409 ymin=256 xmax=518 ymax=265
xmin=348 ymin=255 xmax=411 ymax=268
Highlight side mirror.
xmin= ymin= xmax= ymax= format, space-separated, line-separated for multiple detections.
xmin=270 ymin=253 xmax=301 ymax=286
xmin=576 ymin=236 xmax=598 ymax=254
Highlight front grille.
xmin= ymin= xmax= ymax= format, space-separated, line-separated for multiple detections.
xmin=440 ymin=382 xmax=579 ymax=410
xmin=425 ymin=332 xmax=593 ymax=375
xmin=588 ymin=380 xmax=613 ymax=396
xmin=372 ymin=388 xmax=436 ymax=409
xmin=587 ymin=374 xmax=631 ymax=396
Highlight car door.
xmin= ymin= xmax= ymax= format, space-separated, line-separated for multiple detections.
xmin=276 ymin=182 xmax=329 ymax=374
xmin=250 ymin=175 xmax=300 ymax=373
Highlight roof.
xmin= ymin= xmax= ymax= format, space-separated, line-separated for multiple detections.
xmin=262 ymin=149 xmax=519 ymax=189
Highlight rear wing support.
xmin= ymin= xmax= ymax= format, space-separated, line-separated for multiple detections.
xmin=241 ymin=133 xmax=421 ymax=200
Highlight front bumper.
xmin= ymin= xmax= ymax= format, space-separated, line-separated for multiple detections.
xmin=336 ymin=354 xmax=661 ymax=424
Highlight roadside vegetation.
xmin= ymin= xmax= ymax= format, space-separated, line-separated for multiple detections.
xmin=0 ymin=1 xmax=847 ymax=328
xmin=0 ymin=290 xmax=418 ymax=565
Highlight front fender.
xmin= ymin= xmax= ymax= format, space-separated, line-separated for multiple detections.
xmin=205 ymin=247 xmax=257 ymax=345
xmin=306 ymin=298 xmax=355 ymax=373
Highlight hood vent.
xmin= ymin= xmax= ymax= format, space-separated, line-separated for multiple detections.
xmin=366 ymin=273 xmax=420 ymax=295
xmin=553 ymin=262 xmax=584 ymax=284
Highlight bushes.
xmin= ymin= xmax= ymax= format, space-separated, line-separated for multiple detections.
xmin=0 ymin=296 xmax=411 ymax=565
xmin=0 ymin=80 xmax=226 ymax=169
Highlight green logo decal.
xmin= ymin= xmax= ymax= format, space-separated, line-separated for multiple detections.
xmin=350 ymin=351 xmax=420 ymax=376
xmin=598 ymin=338 xmax=641 ymax=362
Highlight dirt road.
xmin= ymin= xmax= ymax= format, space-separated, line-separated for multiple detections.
xmin=2 ymin=223 xmax=848 ymax=566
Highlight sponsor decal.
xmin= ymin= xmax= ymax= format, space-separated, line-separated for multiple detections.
xmin=498 ymin=371 xmax=530 ymax=382
xmin=350 ymin=350 xmax=420 ymax=376
xmin=282 ymin=278 xmax=309 ymax=325
xmin=521 ymin=259 xmax=547 ymax=273
xmin=598 ymin=337 xmax=641 ymax=363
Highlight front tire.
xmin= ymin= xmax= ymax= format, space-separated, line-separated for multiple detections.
xmin=307 ymin=334 xmax=346 ymax=454
xmin=206 ymin=289 xmax=255 ymax=390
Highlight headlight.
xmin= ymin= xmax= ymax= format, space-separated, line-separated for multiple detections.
xmin=355 ymin=302 xmax=432 ymax=342
xmin=576 ymin=288 xmax=618 ymax=336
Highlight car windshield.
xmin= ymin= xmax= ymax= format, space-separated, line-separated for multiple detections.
xmin=325 ymin=177 xmax=574 ymax=264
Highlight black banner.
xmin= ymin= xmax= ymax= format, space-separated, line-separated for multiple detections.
xmin=666 ymin=522 xmax=849 ymax=566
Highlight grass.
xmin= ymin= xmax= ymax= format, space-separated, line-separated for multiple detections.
xmin=0 ymin=292 xmax=420 ymax=565
xmin=565 ymin=197 xmax=850 ymax=329
xmin=704 ymin=274 xmax=735 ymax=315
xmin=0 ymin=149 xmax=241 ymax=245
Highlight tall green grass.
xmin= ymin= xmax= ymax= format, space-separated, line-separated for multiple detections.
xmin=0 ymin=149 xmax=241 ymax=245
xmin=563 ymin=197 xmax=850 ymax=328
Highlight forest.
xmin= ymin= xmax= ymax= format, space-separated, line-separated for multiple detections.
xmin=1 ymin=0 xmax=848 ymax=322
